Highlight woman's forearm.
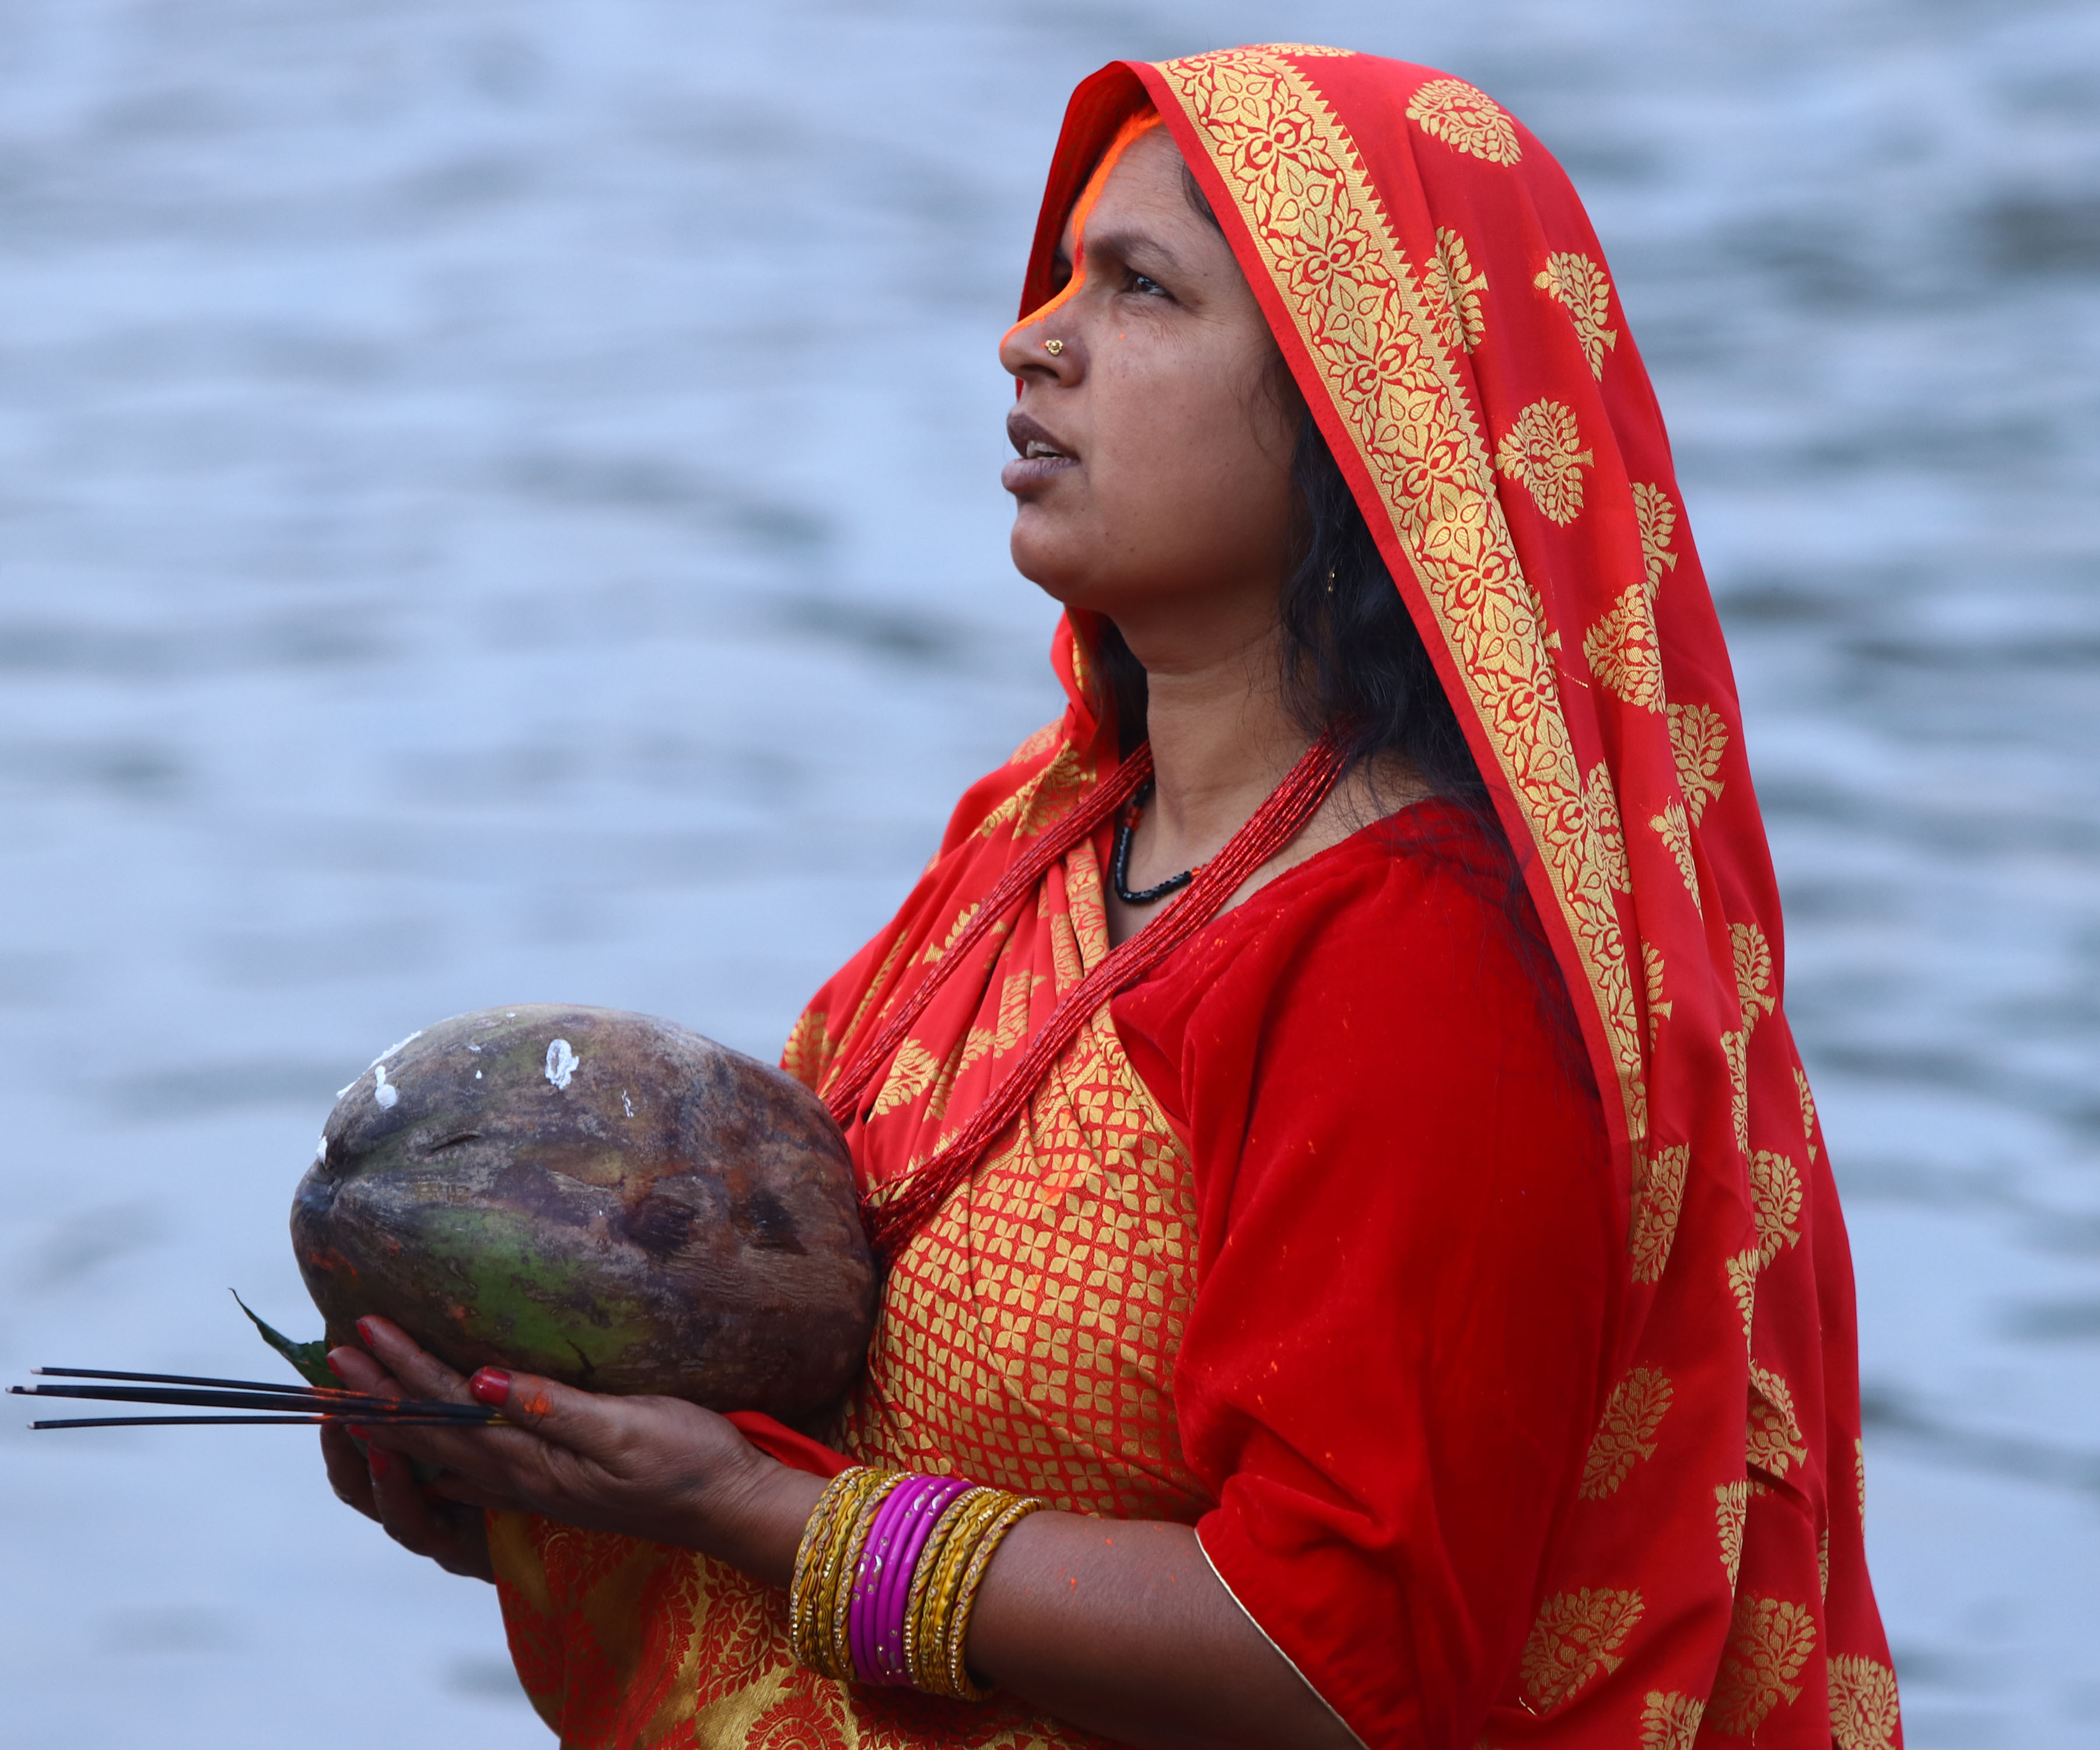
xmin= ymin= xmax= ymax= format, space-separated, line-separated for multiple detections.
xmin=724 ymin=1464 xmax=1357 ymax=1750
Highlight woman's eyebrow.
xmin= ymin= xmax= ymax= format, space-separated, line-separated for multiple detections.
xmin=1079 ymin=228 xmax=1188 ymax=274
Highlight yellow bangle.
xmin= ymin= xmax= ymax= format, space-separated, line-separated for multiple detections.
xmin=942 ymin=1494 xmax=1045 ymax=1700
xmin=789 ymin=1467 xmax=900 ymax=1679
xmin=909 ymin=1490 xmax=1009 ymax=1693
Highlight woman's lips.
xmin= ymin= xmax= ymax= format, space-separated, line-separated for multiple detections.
xmin=1002 ymin=451 xmax=1080 ymax=494
xmin=1004 ymin=412 xmax=1079 ymax=495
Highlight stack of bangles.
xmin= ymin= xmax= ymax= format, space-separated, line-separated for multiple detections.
xmin=788 ymin=1467 xmax=1045 ymax=1699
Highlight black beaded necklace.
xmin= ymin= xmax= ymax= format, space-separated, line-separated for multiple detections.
xmin=1111 ymin=782 xmax=1200 ymax=905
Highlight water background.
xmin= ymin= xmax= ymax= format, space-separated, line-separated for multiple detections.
xmin=2 ymin=2 xmax=2096 ymax=1744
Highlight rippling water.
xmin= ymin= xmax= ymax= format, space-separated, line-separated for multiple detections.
xmin=1 ymin=2 xmax=2095 ymax=1744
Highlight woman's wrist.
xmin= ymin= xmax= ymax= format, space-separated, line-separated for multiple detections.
xmin=682 ymin=1448 xmax=828 ymax=1588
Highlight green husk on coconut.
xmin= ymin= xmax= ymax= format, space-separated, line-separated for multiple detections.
xmin=286 ymin=1005 xmax=876 ymax=1429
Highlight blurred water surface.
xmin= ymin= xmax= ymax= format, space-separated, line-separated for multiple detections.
xmin=1 ymin=1 xmax=2096 ymax=1744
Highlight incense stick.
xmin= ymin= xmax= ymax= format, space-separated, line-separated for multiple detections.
xmin=29 ymin=1413 xmax=508 ymax=1431
xmin=11 ymin=1383 xmax=501 ymax=1422
xmin=35 ymin=1366 xmax=354 ymax=1396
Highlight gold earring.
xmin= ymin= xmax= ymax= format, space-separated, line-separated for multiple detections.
xmin=1042 ymin=338 xmax=1065 ymax=356
xmin=1325 ymin=565 xmax=1337 ymax=597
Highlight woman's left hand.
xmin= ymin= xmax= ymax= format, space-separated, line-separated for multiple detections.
xmin=330 ymin=1317 xmax=824 ymax=1587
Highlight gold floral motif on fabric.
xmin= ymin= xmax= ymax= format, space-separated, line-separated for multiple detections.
xmin=1630 ymin=1144 xmax=1689 ymax=1284
xmin=1708 ymin=1595 xmax=1818 ymax=1735
xmin=1747 ymin=1366 xmax=1810 ymax=1478
xmin=1405 ymin=76 xmax=1524 ymax=164
xmin=1156 ymin=46 xmax=1647 ymax=1154
xmin=1720 ymin=1027 xmax=1750 ymax=1152
xmin=1255 ymin=41 xmax=1354 ymax=57
xmin=1714 ymin=1479 xmax=1750 ymax=1584
xmin=1650 ymin=800 xmax=1698 ymax=906
xmin=1829 ymin=1654 xmax=1902 ymax=1749
xmin=1496 ymin=399 xmax=1594 ymax=525
xmin=782 ymin=1008 xmax=836 ymax=1090
xmin=1534 ymin=253 xmax=1617 ymax=379
xmin=872 ymin=1038 xmax=942 ymax=1117
xmin=1632 ymin=482 xmax=1681 ymax=595
xmin=1426 ymin=227 xmax=1490 ymax=352
xmin=1797 ymin=1065 xmax=1821 ymax=1163
xmin=1667 ymin=704 xmax=1727 ymax=824
xmin=1517 ymin=1587 xmax=1646 ymax=1712
xmin=1726 ymin=1250 xmax=1760 ymax=1348
xmin=1748 ymin=1149 xmax=1804 ymax=1265
xmin=1583 ymin=765 xmax=1631 ymax=894
xmin=1583 ymin=584 xmax=1665 ymax=710
xmin=1731 ymin=922 xmax=1775 ymax=1029
xmin=1007 ymin=720 xmax=1063 ymax=766
xmin=1641 ymin=943 xmax=1672 ymax=1048
xmin=1578 ymin=1368 xmax=1672 ymax=1499
xmin=1639 ymin=1689 xmax=1704 ymax=1749
xmin=977 ymin=744 xmax=1093 ymax=839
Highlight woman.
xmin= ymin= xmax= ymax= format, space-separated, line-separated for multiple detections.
xmin=326 ymin=46 xmax=1900 ymax=1750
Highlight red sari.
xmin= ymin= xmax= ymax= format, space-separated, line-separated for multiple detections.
xmin=489 ymin=44 xmax=1899 ymax=1750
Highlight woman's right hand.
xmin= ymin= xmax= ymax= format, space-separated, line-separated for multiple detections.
xmin=320 ymin=1418 xmax=494 ymax=1583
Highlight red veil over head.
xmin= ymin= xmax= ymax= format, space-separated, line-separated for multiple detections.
xmin=784 ymin=43 xmax=1902 ymax=1750
xmin=990 ymin=46 xmax=1894 ymax=1747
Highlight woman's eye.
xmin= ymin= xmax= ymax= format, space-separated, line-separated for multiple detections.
xmin=1128 ymin=272 xmax=1170 ymax=299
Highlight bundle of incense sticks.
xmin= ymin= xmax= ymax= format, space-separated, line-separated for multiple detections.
xmin=9 ymin=1367 xmax=508 ymax=1431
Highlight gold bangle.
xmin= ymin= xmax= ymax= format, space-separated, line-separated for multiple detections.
xmin=943 ymin=1494 xmax=1045 ymax=1700
xmin=911 ymin=1489 xmax=1024 ymax=1697
xmin=789 ymin=1467 xmax=899 ymax=1679
xmin=789 ymin=1469 xmax=861 ymax=1673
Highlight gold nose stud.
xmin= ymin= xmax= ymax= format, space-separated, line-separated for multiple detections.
xmin=1042 ymin=338 xmax=1065 ymax=356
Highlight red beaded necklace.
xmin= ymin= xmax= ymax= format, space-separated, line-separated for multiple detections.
xmin=824 ymin=730 xmax=1348 ymax=1259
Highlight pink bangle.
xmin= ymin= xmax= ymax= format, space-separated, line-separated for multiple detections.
xmin=852 ymin=1474 xmax=967 ymax=1685
xmin=848 ymin=1482 xmax=915 ymax=1682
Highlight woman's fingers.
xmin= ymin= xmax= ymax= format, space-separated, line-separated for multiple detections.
xmin=463 ymin=1365 xmax=602 ymax=1451
xmin=320 ymin=1422 xmax=379 ymax=1521
xmin=365 ymin=1443 xmax=494 ymax=1581
xmin=354 ymin=1315 xmax=474 ymax=1402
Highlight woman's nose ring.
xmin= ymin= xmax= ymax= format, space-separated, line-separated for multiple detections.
xmin=1042 ymin=338 xmax=1065 ymax=356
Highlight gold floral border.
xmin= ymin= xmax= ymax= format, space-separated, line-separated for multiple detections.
xmin=1152 ymin=46 xmax=1646 ymax=1147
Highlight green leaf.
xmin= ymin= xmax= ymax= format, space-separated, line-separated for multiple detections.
xmin=231 ymin=1289 xmax=335 ymax=1390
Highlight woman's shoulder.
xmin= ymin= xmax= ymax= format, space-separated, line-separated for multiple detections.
xmin=1113 ymin=796 xmax=1583 ymax=1093
xmin=1190 ymin=797 xmax=1539 ymax=977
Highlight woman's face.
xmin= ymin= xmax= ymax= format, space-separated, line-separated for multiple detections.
xmin=999 ymin=125 xmax=1297 ymax=660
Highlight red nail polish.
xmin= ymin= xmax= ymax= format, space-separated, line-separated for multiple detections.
xmin=325 ymin=1352 xmax=345 ymax=1381
xmin=356 ymin=1316 xmax=382 ymax=1348
xmin=368 ymin=1446 xmax=392 ymax=1479
xmin=468 ymin=1367 xmax=512 ymax=1406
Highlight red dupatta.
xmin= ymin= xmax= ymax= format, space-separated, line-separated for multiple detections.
xmin=793 ymin=46 xmax=1899 ymax=1750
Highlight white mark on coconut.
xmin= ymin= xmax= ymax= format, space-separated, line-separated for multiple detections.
xmin=622 ymin=1090 xmax=634 ymax=1118
xmin=475 ymin=1069 xmax=482 ymax=1079
xmin=314 ymin=1136 xmax=328 ymax=1165
xmin=373 ymin=1064 xmax=401 ymax=1108
xmin=545 ymin=1039 xmax=580 ymax=1090
xmin=506 ymin=1012 xmax=517 ymax=1018
xmin=365 ymin=1030 xmax=424 ymax=1073
xmin=467 ymin=1042 xmax=482 ymax=1054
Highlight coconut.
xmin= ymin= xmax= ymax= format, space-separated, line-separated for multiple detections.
xmin=292 ymin=1005 xmax=875 ymax=1429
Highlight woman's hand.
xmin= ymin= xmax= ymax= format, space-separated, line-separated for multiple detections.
xmin=321 ymin=1417 xmax=494 ymax=1581
xmin=324 ymin=1317 xmax=825 ymax=1587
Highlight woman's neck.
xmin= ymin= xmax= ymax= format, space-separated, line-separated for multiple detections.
xmin=1101 ymin=621 xmax=1428 ymax=947
xmin=1138 ymin=636 xmax=1310 ymax=869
